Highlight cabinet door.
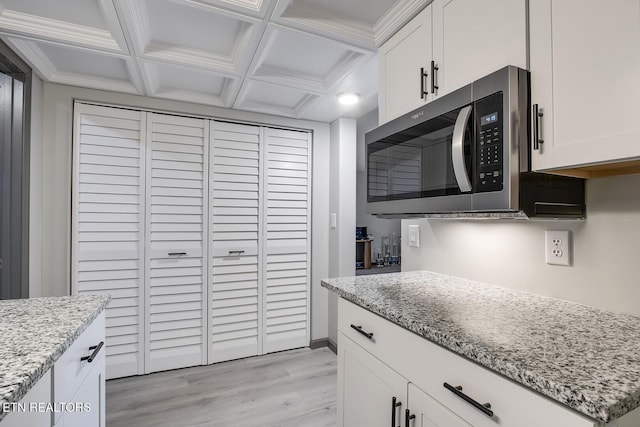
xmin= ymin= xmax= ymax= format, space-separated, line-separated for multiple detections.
xmin=379 ymin=5 xmax=432 ymax=124
xmin=209 ymin=121 xmax=262 ymax=363
xmin=432 ymin=0 xmax=526 ymax=98
xmin=59 ymin=353 xmax=106 ymax=427
xmin=145 ymin=113 xmax=208 ymax=373
xmin=338 ymin=333 xmax=408 ymax=427
xmin=72 ymin=103 xmax=146 ymax=379
xmin=407 ymin=384 xmax=471 ymax=427
xmin=2 ymin=370 xmax=51 ymax=427
xmin=531 ymin=0 xmax=640 ymax=170
xmin=262 ymin=128 xmax=311 ymax=354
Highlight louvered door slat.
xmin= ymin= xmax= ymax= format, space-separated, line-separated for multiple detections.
xmin=145 ymin=113 xmax=208 ymax=373
xmin=263 ymin=128 xmax=311 ymax=354
xmin=72 ymin=104 xmax=146 ymax=379
xmin=209 ymin=121 xmax=262 ymax=364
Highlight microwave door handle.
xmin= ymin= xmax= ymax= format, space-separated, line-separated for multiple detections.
xmin=451 ymin=105 xmax=473 ymax=192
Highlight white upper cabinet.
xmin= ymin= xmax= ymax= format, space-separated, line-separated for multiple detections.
xmin=378 ymin=0 xmax=526 ymax=124
xmin=530 ymin=0 xmax=640 ymax=175
xmin=432 ymin=0 xmax=527 ymax=99
xmin=379 ymin=5 xmax=433 ymax=125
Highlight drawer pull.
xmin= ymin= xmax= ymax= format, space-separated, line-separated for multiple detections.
xmin=80 ymin=341 xmax=104 ymax=363
xmin=391 ymin=396 xmax=401 ymax=427
xmin=444 ymin=382 xmax=494 ymax=418
xmin=168 ymin=252 xmax=187 ymax=256
xmin=228 ymin=250 xmax=245 ymax=256
xmin=350 ymin=324 xmax=374 ymax=340
xmin=405 ymin=409 xmax=415 ymax=426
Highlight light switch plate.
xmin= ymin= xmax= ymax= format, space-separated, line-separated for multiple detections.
xmin=408 ymin=225 xmax=420 ymax=247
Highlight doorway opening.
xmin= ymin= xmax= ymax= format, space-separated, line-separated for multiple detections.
xmin=0 ymin=40 xmax=31 ymax=299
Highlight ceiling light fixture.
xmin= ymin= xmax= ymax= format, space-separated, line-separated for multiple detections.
xmin=337 ymin=92 xmax=361 ymax=105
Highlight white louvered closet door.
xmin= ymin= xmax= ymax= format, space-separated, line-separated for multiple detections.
xmin=72 ymin=104 xmax=146 ymax=379
xmin=262 ymin=128 xmax=311 ymax=354
xmin=209 ymin=121 xmax=262 ymax=364
xmin=145 ymin=113 xmax=208 ymax=373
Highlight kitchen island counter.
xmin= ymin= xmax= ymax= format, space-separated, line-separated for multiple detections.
xmin=0 ymin=295 xmax=110 ymax=421
xmin=322 ymin=271 xmax=640 ymax=423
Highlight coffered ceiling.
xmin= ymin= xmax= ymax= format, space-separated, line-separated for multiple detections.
xmin=0 ymin=0 xmax=428 ymax=122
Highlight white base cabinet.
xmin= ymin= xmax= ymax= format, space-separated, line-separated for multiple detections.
xmin=337 ymin=298 xmax=601 ymax=427
xmin=2 ymin=313 xmax=106 ymax=427
xmin=530 ymin=0 xmax=640 ymax=175
xmin=2 ymin=371 xmax=52 ymax=427
xmin=338 ymin=333 xmax=407 ymax=427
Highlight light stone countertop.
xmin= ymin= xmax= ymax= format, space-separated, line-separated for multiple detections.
xmin=322 ymin=270 xmax=640 ymax=423
xmin=0 ymin=295 xmax=111 ymax=422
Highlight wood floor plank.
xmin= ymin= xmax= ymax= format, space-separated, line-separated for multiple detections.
xmin=106 ymin=347 xmax=337 ymax=427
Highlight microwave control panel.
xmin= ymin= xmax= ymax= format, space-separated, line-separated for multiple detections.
xmin=475 ymin=93 xmax=504 ymax=192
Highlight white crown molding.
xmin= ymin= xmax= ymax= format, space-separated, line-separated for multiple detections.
xmin=164 ymin=0 xmax=264 ymax=22
xmin=272 ymin=0 xmax=375 ymax=50
xmin=50 ymin=71 xmax=140 ymax=94
xmin=98 ymin=0 xmax=130 ymax=54
xmin=141 ymin=43 xmax=239 ymax=74
xmin=123 ymin=58 xmax=147 ymax=95
xmin=114 ymin=0 xmax=151 ymax=54
xmin=138 ymin=58 xmax=160 ymax=95
xmin=373 ymin=0 xmax=430 ymax=47
xmin=0 ymin=9 xmax=123 ymax=53
xmin=151 ymin=89 xmax=228 ymax=108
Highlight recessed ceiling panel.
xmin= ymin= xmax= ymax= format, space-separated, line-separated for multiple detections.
xmin=184 ymin=0 xmax=272 ymax=18
xmin=141 ymin=60 xmax=240 ymax=107
xmin=284 ymin=0 xmax=397 ymax=26
xmin=5 ymin=38 xmax=140 ymax=94
xmin=250 ymin=25 xmax=366 ymax=92
xmin=235 ymin=79 xmax=318 ymax=117
xmin=39 ymin=43 xmax=131 ymax=81
xmin=145 ymin=1 xmax=244 ymax=56
xmin=1 ymin=0 xmax=109 ymax=30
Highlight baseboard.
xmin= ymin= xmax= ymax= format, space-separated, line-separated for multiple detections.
xmin=309 ymin=338 xmax=337 ymax=354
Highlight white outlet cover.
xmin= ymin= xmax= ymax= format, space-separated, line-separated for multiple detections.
xmin=545 ymin=230 xmax=571 ymax=266
xmin=408 ymin=225 xmax=420 ymax=247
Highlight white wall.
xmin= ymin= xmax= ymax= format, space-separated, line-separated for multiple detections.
xmin=28 ymin=74 xmax=43 ymax=297
xmin=402 ymin=174 xmax=640 ymax=316
xmin=355 ymin=108 xmax=401 ymax=261
xmin=37 ymin=82 xmax=331 ymax=341
xmin=328 ymin=118 xmax=357 ymax=344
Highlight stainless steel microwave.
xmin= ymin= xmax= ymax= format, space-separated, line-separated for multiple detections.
xmin=365 ymin=66 xmax=585 ymax=219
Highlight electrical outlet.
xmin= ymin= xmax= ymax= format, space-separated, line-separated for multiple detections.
xmin=545 ymin=230 xmax=571 ymax=266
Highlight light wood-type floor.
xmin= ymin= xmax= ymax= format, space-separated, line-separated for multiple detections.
xmin=106 ymin=347 xmax=337 ymax=427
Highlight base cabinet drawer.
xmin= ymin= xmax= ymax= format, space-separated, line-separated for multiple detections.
xmin=337 ymin=298 xmax=598 ymax=427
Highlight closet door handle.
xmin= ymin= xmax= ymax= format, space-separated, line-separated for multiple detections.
xmin=420 ymin=67 xmax=429 ymax=99
xmin=431 ymin=60 xmax=439 ymax=94
xmin=391 ymin=396 xmax=402 ymax=427
xmin=168 ymin=252 xmax=187 ymax=256
xmin=405 ymin=409 xmax=415 ymax=426
xmin=532 ymin=104 xmax=544 ymax=150
xmin=350 ymin=324 xmax=374 ymax=340
xmin=444 ymin=382 xmax=494 ymax=417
